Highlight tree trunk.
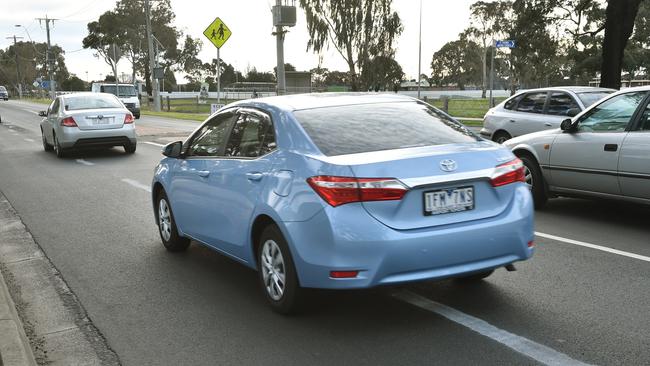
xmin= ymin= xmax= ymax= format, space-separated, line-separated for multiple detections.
xmin=144 ymin=61 xmax=152 ymax=96
xmin=600 ymin=0 xmax=642 ymax=90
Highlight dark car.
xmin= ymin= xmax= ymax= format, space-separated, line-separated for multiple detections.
xmin=0 ymin=86 xmax=9 ymax=101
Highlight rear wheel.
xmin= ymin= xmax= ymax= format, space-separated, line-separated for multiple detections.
xmin=156 ymin=191 xmax=190 ymax=252
xmin=257 ymin=225 xmax=302 ymax=314
xmin=124 ymin=142 xmax=137 ymax=154
xmin=492 ymin=131 xmax=512 ymax=144
xmin=53 ymin=134 xmax=65 ymax=158
xmin=456 ymin=270 xmax=494 ymax=282
xmin=41 ymin=129 xmax=53 ymax=151
xmin=519 ymin=154 xmax=547 ymax=209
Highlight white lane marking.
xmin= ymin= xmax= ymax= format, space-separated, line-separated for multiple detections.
xmin=143 ymin=141 xmax=165 ymax=147
xmin=536 ymin=231 xmax=650 ymax=263
xmin=121 ymin=178 xmax=152 ymax=193
xmin=395 ymin=291 xmax=592 ymax=366
xmin=21 ymin=108 xmax=40 ymax=115
xmin=24 ymin=138 xmax=35 ymax=142
xmin=75 ymin=159 xmax=95 ymax=166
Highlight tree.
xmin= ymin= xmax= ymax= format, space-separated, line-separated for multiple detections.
xmin=61 ymin=76 xmax=86 ymax=91
xmin=273 ymin=63 xmax=296 ymax=78
xmin=0 ymin=41 xmax=68 ymax=92
xmin=359 ymin=55 xmax=404 ymax=91
xmin=82 ymin=11 xmax=124 ymax=82
xmin=600 ymin=0 xmax=644 ymax=89
xmin=300 ymin=0 xmax=403 ymax=90
xmin=245 ymin=68 xmax=275 ymax=83
xmin=430 ymin=39 xmax=482 ymax=90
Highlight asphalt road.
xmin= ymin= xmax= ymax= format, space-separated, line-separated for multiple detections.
xmin=1 ymin=100 xmax=649 ymax=365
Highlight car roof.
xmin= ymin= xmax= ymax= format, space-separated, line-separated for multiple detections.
xmin=233 ymin=93 xmax=417 ymax=111
xmin=518 ymin=86 xmax=616 ymax=94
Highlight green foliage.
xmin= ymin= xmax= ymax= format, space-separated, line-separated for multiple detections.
xmin=430 ymin=38 xmax=482 ymax=90
xmin=61 ymin=76 xmax=86 ymax=91
xmin=0 ymin=41 xmax=68 ymax=92
xmin=360 ymin=55 xmax=403 ymax=91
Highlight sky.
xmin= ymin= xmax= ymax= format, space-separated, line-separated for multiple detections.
xmin=1 ymin=0 xmax=477 ymax=83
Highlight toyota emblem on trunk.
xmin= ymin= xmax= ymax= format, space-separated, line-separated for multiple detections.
xmin=97 ymin=115 xmax=103 ymax=119
xmin=440 ymin=159 xmax=458 ymax=172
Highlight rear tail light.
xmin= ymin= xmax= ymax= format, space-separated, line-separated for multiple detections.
xmin=60 ymin=117 xmax=77 ymax=127
xmin=307 ymin=176 xmax=408 ymax=207
xmin=490 ymin=158 xmax=525 ymax=187
xmin=330 ymin=270 xmax=359 ymax=279
xmin=528 ymin=240 xmax=535 ymax=248
xmin=124 ymin=114 xmax=134 ymax=124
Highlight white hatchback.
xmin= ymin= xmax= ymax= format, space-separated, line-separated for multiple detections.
xmin=481 ymin=87 xmax=614 ymax=143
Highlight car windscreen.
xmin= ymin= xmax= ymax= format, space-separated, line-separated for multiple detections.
xmin=577 ymin=92 xmax=613 ymax=107
xmin=64 ymin=95 xmax=124 ymax=111
xmin=0 ymin=86 xmax=6 ymax=92
xmin=293 ymin=102 xmax=478 ymax=156
xmin=100 ymin=85 xmax=137 ymax=97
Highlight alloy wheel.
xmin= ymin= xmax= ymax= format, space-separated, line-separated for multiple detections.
xmin=524 ymin=164 xmax=534 ymax=190
xmin=158 ymin=199 xmax=172 ymax=242
xmin=261 ymin=239 xmax=286 ymax=301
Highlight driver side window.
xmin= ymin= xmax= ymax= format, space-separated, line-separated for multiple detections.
xmin=186 ymin=111 xmax=235 ymax=157
xmin=49 ymin=99 xmax=60 ymax=116
xmin=577 ymin=92 xmax=648 ymax=133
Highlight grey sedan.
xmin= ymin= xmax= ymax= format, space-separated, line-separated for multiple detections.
xmin=504 ymin=87 xmax=650 ymax=208
xmin=39 ymin=93 xmax=137 ymax=158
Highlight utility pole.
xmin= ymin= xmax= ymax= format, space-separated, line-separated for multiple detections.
xmin=36 ymin=16 xmax=57 ymax=99
xmin=489 ymin=42 xmax=495 ymax=108
xmin=6 ymin=35 xmax=24 ymax=99
xmin=275 ymin=0 xmax=286 ymax=96
xmin=145 ymin=0 xmax=160 ymax=111
xmin=417 ymin=0 xmax=422 ymax=99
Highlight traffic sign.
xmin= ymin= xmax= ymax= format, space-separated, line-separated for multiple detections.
xmin=495 ymin=40 xmax=516 ymax=48
xmin=203 ymin=17 xmax=232 ymax=49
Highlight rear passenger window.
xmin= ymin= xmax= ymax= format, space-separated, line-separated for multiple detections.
xmin=516 ymin=92 xmax=547 ymax=114
xmin=547 ymin=93 xmax=580 ymax=116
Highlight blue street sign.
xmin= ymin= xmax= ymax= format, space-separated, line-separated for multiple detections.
xmin=40 ymin=80 xmax=55 ymax=89
xmin=495 ymin=40 xmax=516 ymax=48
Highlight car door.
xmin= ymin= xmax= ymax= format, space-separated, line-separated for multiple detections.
xmin=545 ymin=91 xmax=581 ymax=128
xmin=509 ymin=91 xmax=550 ymax=137
xmin=548 ymin=91 xmax=648 ymax=195
xmin=199 ymin=108 xmax=278 ymax=260
xmin=618 ymin=101 xmax=650 ymax=199
xmin=168 ymin=110 xmax=236 ymax=241
xmin=46 ymin=98 xmax=60 ymax=142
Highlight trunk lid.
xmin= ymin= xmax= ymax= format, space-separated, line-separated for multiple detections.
xmin=67 ymin=108 xmax=127 ymax=130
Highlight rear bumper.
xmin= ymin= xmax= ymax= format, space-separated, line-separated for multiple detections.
xmin=58 ymin=125 xmax=137 ymax=148
xmin=282 ymin=184 xmax=535 ymax=289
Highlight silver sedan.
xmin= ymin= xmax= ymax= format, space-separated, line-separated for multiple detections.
xmin=504 ymin=86 xmax=650 ymax=208
xmin=39 ymin=92 xmax=137 ymax=158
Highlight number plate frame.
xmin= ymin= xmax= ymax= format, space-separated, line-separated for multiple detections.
xmin=423 ymin=186 xmax=475 ymax=216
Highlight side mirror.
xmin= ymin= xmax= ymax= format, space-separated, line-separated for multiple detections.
xmin=566 ymin=108 xmax=580 ymax=117
xmin=560 ymin=119 xmax=574 ymax=132
xmin=162 ymin=141 xmax=183 ymax=158
xmin=38 ymin=111 xmax=47 ymax=117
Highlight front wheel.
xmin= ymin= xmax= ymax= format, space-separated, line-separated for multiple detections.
xmin=257 ymin=225 xmax=302 ymax=314
xmin=156 ymin=191 xmax=190 ymax=252
xmin=492 ymin=131 xmax=512 ymax=144
xmin=519 ymin=154 xmax=547 ymax=209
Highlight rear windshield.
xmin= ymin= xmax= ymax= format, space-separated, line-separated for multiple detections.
xmin=577 ymin=92 xmax=613 ymax=107
xmin=100 ymin=85 xmax=137 ymax=97
xmin=293 ymin=102 xmax=478 ymax=156
xmin=0 ymin=86 xmax=6 ymax=91
xmin=64 ymin=95 xmax=124 ymax=111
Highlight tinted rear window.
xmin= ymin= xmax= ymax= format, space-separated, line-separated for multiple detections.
xmin=293 ymin=102 xmax=478 ymax=156
xmin=64 ymin=95 xmax=124 ymax=111
xmin=577 ymin=92 xmax=613 ymax=107
xmin=0 ymin=86 xmax=6 ymax=91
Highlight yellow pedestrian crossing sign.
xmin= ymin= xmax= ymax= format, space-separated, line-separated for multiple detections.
xmin=203 ymin=17 xmax=231 ymax=49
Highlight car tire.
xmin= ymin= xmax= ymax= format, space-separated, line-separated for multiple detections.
xmin=135 ymin=113 xmax=140 ymax=119
xmin=492 ymin=131 xmax=512 ymax=144
xmin=257 ymin=225 xmax=302 ymax=315
xmin=124 ymin=142 xmax=137 ymax=154
xmin=53 ymin=134 xmax=65 ymax=158
xmin=41 ymin=129 xmax=53 ymax=151
xmin=156 ymin=190 xmax=190 ymax=252
xmin=456 ymin=269 xmax=494 ymax=282
xmin=519 ymin=154 xmax=548 ymax=209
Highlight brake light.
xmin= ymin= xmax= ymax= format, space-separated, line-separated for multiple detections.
xmin=60 ymin=117 xmax=77 ymax=127
xmin=490 ymin=158 xmax=526 ymax=187
xmin=124 ymin=114 xmax=134 ymax=124
xmin=307 ymin=176 xmax=408 ymax=207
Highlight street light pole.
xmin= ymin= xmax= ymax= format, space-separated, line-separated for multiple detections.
xmin=36 ymin=15 xmax=57 ymax=99
xmin=145 ymin=0 xmax=160 ymax=111
xmin=275 ymin=0 xmax=286 ymax=96
xmin=417 ymin=0 xmax=422 ymax=99
xmin=6 ymin=35 xmax=24 ymax=99
xmin=489 ymin=41 xmax=495 ymax=108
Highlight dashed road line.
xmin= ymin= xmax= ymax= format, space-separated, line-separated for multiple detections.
xmin=536 ymin=231 xmax=650 ymax=263
xmin=143 ymin=141 xmax=165 ymax=147
xmin=395 ymin=290 xmax=592 ymax=366
xmin=75 ymin=159 xmax=95 ymax=166
xmin=24 ymin=138 xmax=35 ymax=142
xmin=121 ymin=178 xmax=151 ymax=193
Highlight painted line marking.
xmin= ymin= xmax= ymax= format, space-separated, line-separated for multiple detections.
xmin=75 ymin=159 xmax=95 ymax=166
xmin=24 ymin=138 xmax=35 ymax=142
xmin=143 ymin=141 xmax=165 ymax=147
xmin=121 ymin=178 xmax=151 ymax=193
xmin=395 ymin=290 xmax=592 ymax=366
xmin=536 ymin=231 xmax=650 ymax=263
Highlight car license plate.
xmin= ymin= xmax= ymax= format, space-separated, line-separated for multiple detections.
xmin=95 ymin=118 xmax=111 ymax=125
xmin=423 ymin=186 xmax=474 ymax=216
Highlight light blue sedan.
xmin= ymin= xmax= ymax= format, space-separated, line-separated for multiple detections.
xmin=152 ymin=94 xmax=535 ymax=313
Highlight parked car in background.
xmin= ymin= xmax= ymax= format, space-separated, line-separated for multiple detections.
xmin=152 ymin=94 xmax=535 ymax=314
xmin=481 ymin=86 xmax=614 ymax=143
xmin=91 ymin=83 xmax=140 ymax=119
xmin=505 ymin=87 xmax=650 ymax=208
xmin=39 ymin=92 xmax=137 ymax=158
xmin=0 ymin=86 xmax=9 ymax=100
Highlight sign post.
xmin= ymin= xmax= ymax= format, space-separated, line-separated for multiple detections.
xmin=490 ymin=40 xmax=516 ymax=108
xmin=203 ymin=17 xmax=232 ymax=107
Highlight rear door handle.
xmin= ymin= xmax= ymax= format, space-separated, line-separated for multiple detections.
xmin=604 ymin=144 xmax=618 ymax=152
xmin=509 ymin=119 xmax=516 ymax=123
xmin=544 ymin=122 xmax=552 ymax=127
xmin=197 ymin=170 xmax=210 ymax=177
xmin=246 ymin=172 xmax=264 ymax=181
